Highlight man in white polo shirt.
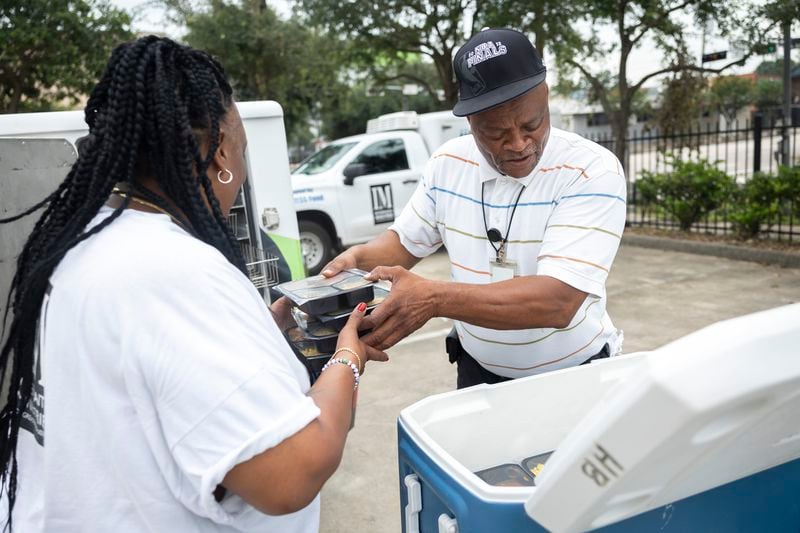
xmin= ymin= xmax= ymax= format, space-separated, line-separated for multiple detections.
xmin=323 ymin=27 xmax=626 ymax=388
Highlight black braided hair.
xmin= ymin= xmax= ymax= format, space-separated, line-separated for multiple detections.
xmin=0 ymin=36 xmax=247 ymax=529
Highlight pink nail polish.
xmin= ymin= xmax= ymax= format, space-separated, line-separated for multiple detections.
xmin=357 ymin=302 xmax=367 ymax=312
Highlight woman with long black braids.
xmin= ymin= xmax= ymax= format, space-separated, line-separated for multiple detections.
xmin=0 ymin=36 xmax=386 ymax=532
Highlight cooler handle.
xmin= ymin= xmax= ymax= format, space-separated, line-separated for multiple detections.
xmin=404 ymin=474 xmax=422 ymax=533
xmin=438 ymin=513 xmax=458 ymax=533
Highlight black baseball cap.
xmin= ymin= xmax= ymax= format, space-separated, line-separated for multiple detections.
xmin=452 ymin=28 xmax=547 ymax=117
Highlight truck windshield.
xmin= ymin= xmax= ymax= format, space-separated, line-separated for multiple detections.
xmin=293 ymin=142 xmax=357 ymax=175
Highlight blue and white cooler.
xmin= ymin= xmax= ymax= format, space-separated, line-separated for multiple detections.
xmin=397 ymin=304 xmax=800 ymax=532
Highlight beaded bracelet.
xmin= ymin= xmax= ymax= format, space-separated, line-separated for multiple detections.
xmin=333 ymin=347 xmax=362 ymax=373
xmin=321 ymin=357 xmax=360 ymax=390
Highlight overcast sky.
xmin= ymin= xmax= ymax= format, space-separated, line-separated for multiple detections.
xmin=111 ymin=0 xmax=795 ymax=91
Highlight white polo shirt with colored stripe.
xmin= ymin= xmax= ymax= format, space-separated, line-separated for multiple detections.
xmin=389 ymin=127 xmax=626 ymax=379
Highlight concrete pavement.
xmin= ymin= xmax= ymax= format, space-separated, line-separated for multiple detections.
xmin=320 ymin=243 xmax=800 ymax=532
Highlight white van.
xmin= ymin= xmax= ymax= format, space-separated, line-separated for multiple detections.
xmin=292 ymin=110 xmax=469 ymax=274
xmin=0 ymin=101 xmax=303 ymax=310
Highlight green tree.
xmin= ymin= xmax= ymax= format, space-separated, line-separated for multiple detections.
xmin=756 ymin=59 xmax=799 ymax=77
xmin=319 ymin=82 xmax=441 ymax=141
xmin=653 ymin=70 xmax=708 ymax=136
xmin=297 ymin=0 xmax=474 ymax=108
xmin=761 ymin=0 xmax=800 ymax=32
xmin=477 ymin=0 xmax=584 ymax=58
xmin=367 ymin=58 xmax=448 ymax=110
xmin=760 ymin=0 xmax=800 ymax=165
xmin=180 ymin=1 xmax=344 ymax=144
xmin=708 ymin=76 xmax=754 ymax=124
xmin=0 ymin=0 xmax=132 ymax=113
xmin=753 ymin=78 xmax=783 ymax=122
xmin=551 ymin=0 xmax=771 ymax=166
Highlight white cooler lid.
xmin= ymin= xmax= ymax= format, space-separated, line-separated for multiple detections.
xmin=525 ymin=303 xmax=800 ymax=532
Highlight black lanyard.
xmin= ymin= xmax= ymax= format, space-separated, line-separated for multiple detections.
xmin=481 ymin=180 xmax=526 ymax=262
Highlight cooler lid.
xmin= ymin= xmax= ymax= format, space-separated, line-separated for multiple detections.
xmin=525 ymin=304 xmax=800 ymax=532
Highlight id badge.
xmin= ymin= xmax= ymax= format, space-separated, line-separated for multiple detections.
xmin=490 ymin=259 xmax=518 ymax=282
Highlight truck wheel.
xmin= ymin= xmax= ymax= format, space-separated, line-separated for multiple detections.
xmin=299 ymin=220 xmax=334 ymax=275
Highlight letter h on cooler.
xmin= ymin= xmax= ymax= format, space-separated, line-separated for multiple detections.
xmin=581 ymin=443 xmax=624 ymax=488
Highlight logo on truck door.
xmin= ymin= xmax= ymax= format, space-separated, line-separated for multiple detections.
xmin=370 ymin=184 xmax=395 ymax=224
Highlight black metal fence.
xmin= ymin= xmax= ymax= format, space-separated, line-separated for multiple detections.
xmin=590 ymin=118 xmax=800 ymax=242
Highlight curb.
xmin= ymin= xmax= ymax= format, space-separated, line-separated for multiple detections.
xmin=621 ymin=234 xmax=800 ymax=268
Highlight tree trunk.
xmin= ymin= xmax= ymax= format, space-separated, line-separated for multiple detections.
xmin=781 ymin=20 xmax=791 ymax=166
xmin=615 ymin=0 xmax=631 ymax=174
xmin=433 ymin=52 xmax=458 ymax=108
xmin=611 ymin=114 xmax=628 ymax=171
xmin=8 ymin=78 xmax=23 ymax=114
xmin=442 ymin=77 xmax=458 ymax=108
xmin=610 ymin=95 xmax=631 ymax=172
xmin=532 ymin=4 xmax=545 ymax=56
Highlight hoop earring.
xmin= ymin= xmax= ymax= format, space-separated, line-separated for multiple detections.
xmin=217 ymin=169 xmax=234 ymax=184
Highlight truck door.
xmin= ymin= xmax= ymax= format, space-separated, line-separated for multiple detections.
xmin=338 ymin=137 xmax=418 ymax=244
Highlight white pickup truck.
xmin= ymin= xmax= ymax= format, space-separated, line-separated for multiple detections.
xmin=292 ymin=110 xmax=469 ymax=274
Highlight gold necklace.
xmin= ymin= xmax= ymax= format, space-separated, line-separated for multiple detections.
xmin=112 ymin=188 xmax=193 ymax=234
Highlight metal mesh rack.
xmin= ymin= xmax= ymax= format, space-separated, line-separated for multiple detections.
xmin=240 ymin=243 xmax=280 ymax=289
xmin=227 ymin=211 xmax=250 ymax=240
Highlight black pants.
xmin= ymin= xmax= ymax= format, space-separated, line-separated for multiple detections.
xmin=446 ymin=328 xmax=610 ymax=389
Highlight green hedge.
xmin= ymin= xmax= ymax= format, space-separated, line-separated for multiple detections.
xmin=729 ymin=166 xmax=800 ymax=238
xmin=637 ymin=156 xmax=736 ymax=231
xmin=637 ymin=157 xmax=800 ymax=238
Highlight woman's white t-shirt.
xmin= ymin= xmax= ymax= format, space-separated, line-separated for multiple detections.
xmin=10 ymin=206 xmax=321 ymax=532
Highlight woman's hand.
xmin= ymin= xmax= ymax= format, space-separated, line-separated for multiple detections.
xmin=336 ymin=302 xmax=389 ymax=374
xmin=269 ymin=296 xmax=295 ymax=331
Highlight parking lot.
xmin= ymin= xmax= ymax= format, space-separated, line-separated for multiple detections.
xmin=320 ymin=242 xmax=800 ymax=532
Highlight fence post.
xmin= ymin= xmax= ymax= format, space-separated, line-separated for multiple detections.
xmin=753 ymin=113 xmax=763 ymax=174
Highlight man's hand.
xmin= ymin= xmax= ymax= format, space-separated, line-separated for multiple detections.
xmin=360 ymin=266 xmax=439 ymax=351
xmin=321 ymin=249 xmax=358 ymax=278
xmin=321 ymin=232 xmax=422 ymax=278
